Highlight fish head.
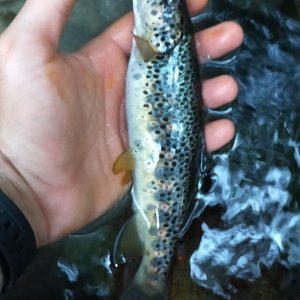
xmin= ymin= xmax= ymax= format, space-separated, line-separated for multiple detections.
xmin=133 ymin=0 xmax=189 ymax=54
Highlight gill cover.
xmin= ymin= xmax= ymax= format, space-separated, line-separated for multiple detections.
xmin=133 ymin=0 xmax=186 ymax=54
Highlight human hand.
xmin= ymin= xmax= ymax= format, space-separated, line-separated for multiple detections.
xmin=0 ymin=0 xmax=243 ymax=247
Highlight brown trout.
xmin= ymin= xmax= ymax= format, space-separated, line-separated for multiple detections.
xmin=121 ymin=0 xmax=206 ymax=298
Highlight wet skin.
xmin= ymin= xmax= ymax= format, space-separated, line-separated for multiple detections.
xmin=0 ymin=0 xmax=243 ymax=247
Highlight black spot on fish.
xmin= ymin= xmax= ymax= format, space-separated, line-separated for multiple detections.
xmin=151 ymin=257 xmax=162 ymax=268
xmin=158 ymin=213 xmax=170 ymax=223
xmin=151 ymin=240 xmax=161 ymax=250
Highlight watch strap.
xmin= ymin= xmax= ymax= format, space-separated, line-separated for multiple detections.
xmin=0 ymin=190 xmax=36 ymax=292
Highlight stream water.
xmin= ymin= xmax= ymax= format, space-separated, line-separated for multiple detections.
xmin=1 ymin=0 xmax=300 ymax=299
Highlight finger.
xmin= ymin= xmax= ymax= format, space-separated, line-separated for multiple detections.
xmin=83 ymin=0 xmax=208 ymax=57
xmin=202 ymin=75 xmax=238 ymax=109
xmin=195 ymin=21 xmax=244 ymax=61
xmin=89 ymin=12 xmax=134 ymax=56
xmin=205 ymin=119 xmax=235 ymax=152
xmin=8 ymin=0 xmax=75 ymax=48
xmin=186 ymin=0 xmax=208 ymax=16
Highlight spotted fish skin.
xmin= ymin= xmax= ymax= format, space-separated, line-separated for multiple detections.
xmin=126 ymin=0 xmax=205 ymax=296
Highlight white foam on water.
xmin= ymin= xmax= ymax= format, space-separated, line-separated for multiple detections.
xmin=190 ymin=157 xmax=300 ymax=299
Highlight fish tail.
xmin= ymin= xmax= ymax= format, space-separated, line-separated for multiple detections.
xmin=136 ymin=256 xmax=166 ymax=292
xmin=122 ymin=250 xmax=167 ymax=299
xmin=120 ymin=286 xmax=166 ymax=300
xmin=113 ymin=216 xmax=167 ymax=299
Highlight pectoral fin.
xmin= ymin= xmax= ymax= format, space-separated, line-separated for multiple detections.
xmin=113 ymin=150 xmax=134 ymax=174
xmin=122 ymin=171 xmax=133 ymax=185
xmin=134 ymin=34 xmax=157 ymax=61
xmin=113 ymin=150 xmax=135 ymax=185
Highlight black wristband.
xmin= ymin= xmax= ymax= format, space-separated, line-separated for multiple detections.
xmin=0 ymin=190 xmax=36 ymax=292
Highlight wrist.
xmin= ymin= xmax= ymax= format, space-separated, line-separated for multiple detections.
xmin=0 ymin=151 xmax=48 ymax=247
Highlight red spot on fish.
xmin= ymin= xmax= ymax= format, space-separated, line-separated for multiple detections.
xmin=159 ymin=229 xmax=167 ymax=237
xmin=162 ymin=204 xmax=169 ymax=210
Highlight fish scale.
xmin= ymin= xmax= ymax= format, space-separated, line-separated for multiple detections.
xmin=125 ymin=0 xmax=206 ymax=297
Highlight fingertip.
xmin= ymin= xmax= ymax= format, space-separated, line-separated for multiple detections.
xmin=196 ymin=21 xmax=244 ymax=60
xmin=203 ymin=75 xmax=238 ymax=109
xmin=10 ymin=0 xmax=75 ymax=48
xmin=104 ymin=12 xmax=134 ymax=55
xmin=205 ymin=119 xmax=235 ymax=152
xmin=83 ymin=12 xmax=134 ymax=58
xmin=186 ymin=0 xmax=208 ymax=16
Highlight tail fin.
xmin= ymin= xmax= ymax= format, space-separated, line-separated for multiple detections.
xmin=113 ymin=216 xmax=168 ymax=300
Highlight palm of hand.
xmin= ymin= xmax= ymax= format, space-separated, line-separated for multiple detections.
xmin=0 ymin=0 xmax=242 ymax=246
xmin=1 ymin=35 xmax=129 ymax=241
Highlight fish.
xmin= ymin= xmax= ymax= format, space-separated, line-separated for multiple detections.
xmin=114 ymin=0 xmax=206 ymax=298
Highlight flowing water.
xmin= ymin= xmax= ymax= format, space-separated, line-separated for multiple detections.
xmin=1 ymin=1 xmax=300 ymax=299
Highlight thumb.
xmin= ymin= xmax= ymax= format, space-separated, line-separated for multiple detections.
xmin=7 ymin=0 xmax=75 ymax=49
